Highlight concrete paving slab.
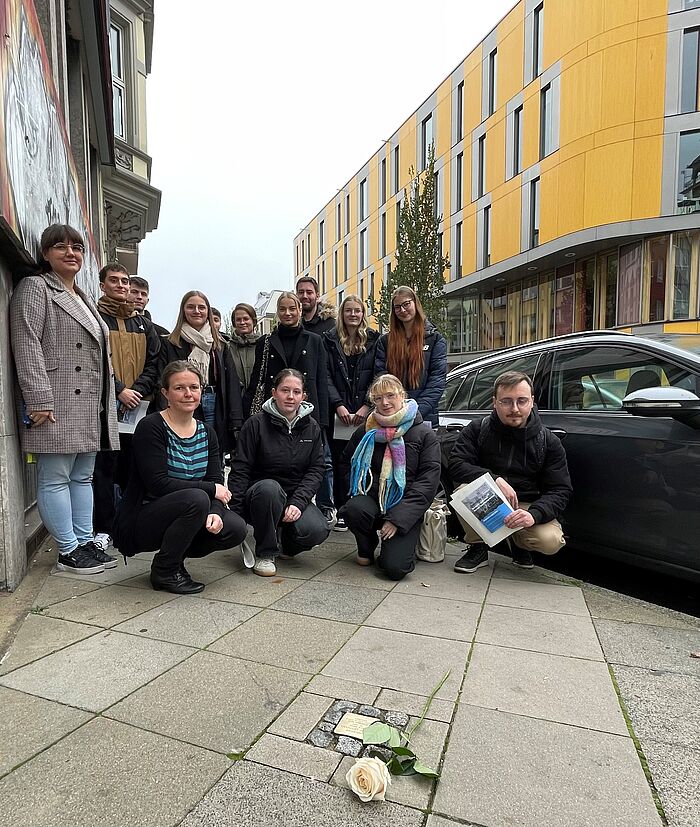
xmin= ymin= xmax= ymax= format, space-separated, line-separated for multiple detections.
xmin=304 ymin=674 xmax=381 ymax=705
xmin=332 ymin=715 xmax=448 ymax=808
xmin=612 ymin=665 xmax=700 ymax=750
xmin=51 ymin=556 xmax=151 ymax=585
xmin=433 ymin=704 xmax=662 ymax=827
xmin=31 ymin=577 xmax=100 ymax=608
xmin=113 ymin=596 xmax=260 ymax=647
xmin=462 ymin=643 xmax=628 ymax=735
xmin=209 ymin=609 xmax=356 ymax=672
xmin=180 ymin=760 xmax=424 ymax=827
xmin=375 ymin=688 xmax=455 ymax=723
xmin=364 ymin=592 xmax=480 ymax=641
xmin=642 ymin=739 xmax=700 ymax=827
xmin=0 ymin=717 xmax=228 ymax=827
xmin=247 ymin=733 xmax=342 ymax=781
xmin=267 ymin=691 xmax=333 ymax=740
xmin=313 ymin=557 xmax=398 ymax=591
xmin=426 ymin=817 xmax=465 ymax=827
xmin=491 ymin=559 xmax=568 ymax=584
xmin=273 ymin=552 xmax=338 ymax=578
xmin=272 ymin=580 xmax=387 ymax=623
xmin=198 ymin=571 xmax=305 ymax=607
xmin=0 ymin=630 xmax=192 ymax=711
xmin=485 ymin=578 xmax=589 ymax=616
xmin=595 ymin=620 xmax=700 ymax=676
xmin=0 ymin=614 xmax=99 ymax=676
xmin=393 ymin=560 xmax=491 ymax=603
xmin=43 ymin=584 xmax=176 ymax=628
xmin=0 ymin=687 xmax=92 ymax=776
xmin=322 ymin=626 xmax=468 ymax=700
xmin=476 ymin=603 xmax=604 ymax=660
xmin=584 ymin=589 xmax=699 ymax=630
xmin=106 ymin=650 xmax=309 ymax=753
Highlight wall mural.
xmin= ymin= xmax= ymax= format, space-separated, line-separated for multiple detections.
xmin=0 ymin=0 xmax=99 ymax=295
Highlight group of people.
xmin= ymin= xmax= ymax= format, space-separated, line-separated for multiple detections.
xmin=10 ymin=222 xmax=573 ymax=597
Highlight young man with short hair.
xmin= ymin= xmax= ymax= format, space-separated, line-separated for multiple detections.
xmin=297 ymin=276 xmax=336 ymax=335
xmin=449 ymin=371 xmax=572 ymax=573
xmin=129 ymin=275 xmax=170 ymax=336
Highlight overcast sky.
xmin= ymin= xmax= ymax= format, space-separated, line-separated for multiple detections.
xmin=139 ymin=0 xmax=516 ymax=328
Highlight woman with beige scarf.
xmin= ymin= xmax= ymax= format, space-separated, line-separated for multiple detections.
xmin=156 ymin=290 xmax=244 ymax=459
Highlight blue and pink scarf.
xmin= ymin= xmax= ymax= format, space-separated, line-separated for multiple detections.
xmin=349 ymin=399 xmax=418 ymax=513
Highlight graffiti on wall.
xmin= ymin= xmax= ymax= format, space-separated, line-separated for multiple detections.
xmin=0 ymin=0 xmax=99 ymax=294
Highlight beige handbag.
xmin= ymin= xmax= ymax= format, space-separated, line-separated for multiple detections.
xmin=416 ymin=498 xmax=449 ymax=562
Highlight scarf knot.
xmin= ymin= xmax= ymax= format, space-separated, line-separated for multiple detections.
xmin=97 ymin=296 xmax=136 ymax=318
xmin=180 ymin=322 xmax=214 ymax=381
xmin=349 ymin=399 xmax=418 ymax=513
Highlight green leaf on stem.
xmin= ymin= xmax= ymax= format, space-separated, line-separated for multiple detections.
xmin=413 ymin=760 xmax=439 ymax=778
xmin=388 ymin=728 xmax=402 ymax=748
xmin=362 ymin=722 xmax=392 ymax=745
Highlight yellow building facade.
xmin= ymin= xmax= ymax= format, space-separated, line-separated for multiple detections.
xmin=294 ymin=0 xmax=700 ymax=356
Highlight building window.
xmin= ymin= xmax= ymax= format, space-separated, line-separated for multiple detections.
xmin=618 ymin=242 xmax=642 ymax=325
xmin=483 ymin=206 xmax=491 ymax=267
xmin=677 ymin=130 xmax=700 ymax=213
xmin=421 ymin=114 xmax=433 ymax=170
xmin=368 ymin=271 xmax=375 ymax=314
xmin=530 ymin=177 xmax=540 ymax=248
xmin=456 ymin=81 xmax=464 ymax=142
xmin=306 ymin=233 xmax=311 ymax=266
xmin=345 ymin=194 xmax=351 ymax=235
xmin=336 ymin=203 xmax=341 ymax=241
xmin=682 ymin=29 xmax=700 ymax=114
xmin=513 ymin=106 xmax=523 ymax=175
xmin=393 ymin=145 xmax=400 ymax=194
xmin=296 ymin=245 xmax=300 ymax=275
xmin=359 ymin=178 xmax=368 ymax=222
xmin=455 ymin=222 xmax=463 ymax=278
xmin=359 ymin=228 xmax=368 ymax=270
xmin=673 ymin=231 xmax=693 ymax=318
xmin=318 ymin=220 xmax=325 ymax=255
xmin=380 ymin=158 xmax=387 ymax=205
xmin=456 ymin=152 xmax=463 ymax=209
xmin=477 ymin=135 xmax=486 ymax=198
xmin=333 ymin=249 xmax=338 ymax=286
xmin=110 ymin=23 xmax=127 ymax=140
xmin=321 ymin=259 xmax=326 ymax=294
xmin=301 ymin=239 xmax=305 ymax=268
xmin=396 ymin=200 xmax=401 ymax=241
xmin=380 ymin=211 xmax=387 ymax=257
xmin=533 ymin=3 xmax=544 ymax=80
xmin=540 ymin=84 xmax=554 ymax=158
xmin=646 ymin=236 xmax=669 ymax=323
xmin=358 ymin=275 xmax=364 ymax=301
xmin=338 ymin=289 xmax=344 ymax=306
xmin=487 ymin=49 xmax=497 ymax=117
xmin=343 ymin=242 xmax=348 ymax=280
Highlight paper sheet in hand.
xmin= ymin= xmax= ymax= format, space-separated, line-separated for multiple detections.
xmin=117 ymin=400 xmax=149 ymax=434
xmin=333 ymin=414 xmax=357 ymax=440
xmin=449 ymin=472 xmax=517 ymax=547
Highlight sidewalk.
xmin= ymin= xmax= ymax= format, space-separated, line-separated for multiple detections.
xmin=1 ymin=533 xmax=698 ymax=827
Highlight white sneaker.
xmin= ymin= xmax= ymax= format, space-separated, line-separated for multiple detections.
xmin=93 ymin=533 xmax=112 ymax=551
xmin=240 ymin=538 xmax=255 ymax=569
xmin=253 ymin=558 xmax=276 ymax=577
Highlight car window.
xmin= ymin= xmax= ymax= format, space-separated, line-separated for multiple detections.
xmin=449 ymin=372 xmax=475 ymax=410
xmin=440 ymin=373 xmax=466 ymax=411
xmin=550 ymin=346 xmax=699 ymax=411
xmin=462 ymin=354 xmax=542 ymax=410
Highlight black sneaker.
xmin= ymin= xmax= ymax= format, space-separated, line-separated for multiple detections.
xmin=56 ymin=546 xmax=105 ymax=575
xmin=454 ymin=544 xmax=489 ymax=573
xmin=511 ymin=546 xmax=534 ymax=569
xmin=333 ymin=517 xmax=349 ymax=532
xmin=83 ymin=541 xmax=117 ymax=569
xmin=150 ymin=570 xmax=205 ymax=594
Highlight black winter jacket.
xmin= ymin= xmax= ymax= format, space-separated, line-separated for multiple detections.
xmin=302 ymin=303 xmax=337 ymax=336
xmin=375 ymin=321 xmax=447 ymax=427
xmin=112 ymin=413 xmax=224 ymax=557
xmin=324 ymin=328 xmax=379 ymax=414
xmin=244 ymin=327 xmax=328 ymax=426
xmin=153 ymin=339 xmax=244 ymax=453
xmin=229 ymin=403 xmax=325 ymax=514
xmin=344 ymin=411 xmax=441 ymax=533
xmin=448 ymin=407 xmax=572 ymax=525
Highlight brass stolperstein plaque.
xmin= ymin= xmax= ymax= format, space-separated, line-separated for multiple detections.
xmin=334 ymin=712 xmax=379 ymax=738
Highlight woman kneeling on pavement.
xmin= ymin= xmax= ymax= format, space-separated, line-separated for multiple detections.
xmin=229 ymin=369 xmax=330 ymax=577
xmin=113 ymin=361 xmax=247 ymax=594
xmin=340 ymin=374 xmax=441 ymax=580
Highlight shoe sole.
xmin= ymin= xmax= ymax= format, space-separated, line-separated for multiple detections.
xmin=151 ymin=581 xmax=205 ymax=594
xmin=355 ymin=557 xmax=372 ymax=567
xmin=512 ymin=560 xmax=535 ymax=569
xmin=333 ymin=526 xmax=349 ymax=532
xmin=100 ymin=559 xmax=118 ymax=569
xmin=253 ymin=568 xmax=277 ymax=577
xmin=56 ymin=561 xmax=105 ymax=575
xmin=454 ymin=560 xmax=489 ymax=573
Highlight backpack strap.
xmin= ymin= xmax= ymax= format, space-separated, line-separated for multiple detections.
xmin=476 ymin=415 xmax=491 ymax=452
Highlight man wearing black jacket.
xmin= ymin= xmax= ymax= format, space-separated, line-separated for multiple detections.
xmin=449 ymin=371 xmax=572 ymax=573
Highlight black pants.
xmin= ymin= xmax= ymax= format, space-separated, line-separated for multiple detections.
xmin=93 ymin=434 xmax=133 ymax=534
xmin=244 ymin=479 xmax=329 ymax=558
xmin=133 ymin=489 xmax=247 ymax=574
xmin=329 ymin=436 xmax=352 ymax=510
xmin=341 ymin=494 xmax=421 ymax=581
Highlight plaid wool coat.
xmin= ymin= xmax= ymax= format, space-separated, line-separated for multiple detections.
xmin=10 ymin=272 xmax=119 ymax=454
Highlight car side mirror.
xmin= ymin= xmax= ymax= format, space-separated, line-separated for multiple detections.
xmin=622 ymin=387 xmax=700 ymax=427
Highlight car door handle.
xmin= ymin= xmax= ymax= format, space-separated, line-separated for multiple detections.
xmin=550 ymin=428 xmax=567 ymax=440
xmin=446 ymin=423 xmax=465 ymax=431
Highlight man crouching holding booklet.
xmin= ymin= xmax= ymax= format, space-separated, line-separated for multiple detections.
xmin=448 ymin=371 xmax=572 ymax=573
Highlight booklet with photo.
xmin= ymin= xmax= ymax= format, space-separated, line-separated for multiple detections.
xmin=117 ymin=400 xmax=149 ymax=434
xmin=449 ymin=472 xmax=517 ymax=547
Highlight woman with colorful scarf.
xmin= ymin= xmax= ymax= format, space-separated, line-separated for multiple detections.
xmin=340 ymin=374 xmax=441 ymax=580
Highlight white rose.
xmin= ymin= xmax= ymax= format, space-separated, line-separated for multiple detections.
xmin=346 ymin=756 xmax=392 ymax=802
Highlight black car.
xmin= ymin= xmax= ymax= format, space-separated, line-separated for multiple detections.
xmin=439 ymin=330 xmax=700 ymax=581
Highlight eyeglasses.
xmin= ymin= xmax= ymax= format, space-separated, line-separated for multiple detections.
xmin=371 ymin=391 xmax=400 ymax=403
xmin=52 ymin=243 xmax=85 ymax=254
xmin=495 ymin=397 xmax=533 ymax=408
xmin=393 ymin=299 xmax=414 ymax=313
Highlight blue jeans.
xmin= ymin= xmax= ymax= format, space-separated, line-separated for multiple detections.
xmin=316 ymin=430 xmax=335 ymax=515
xmin=37 ymin=452 xmax=97 ymax=555
xmin=201 ymin=389 xmax=216 ymax=427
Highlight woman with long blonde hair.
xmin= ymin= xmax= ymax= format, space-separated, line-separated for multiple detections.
xmin=375 ymin=285 xmax=447 ymax=427
xmin=323 ymin=294 xmax=379 ymax=530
